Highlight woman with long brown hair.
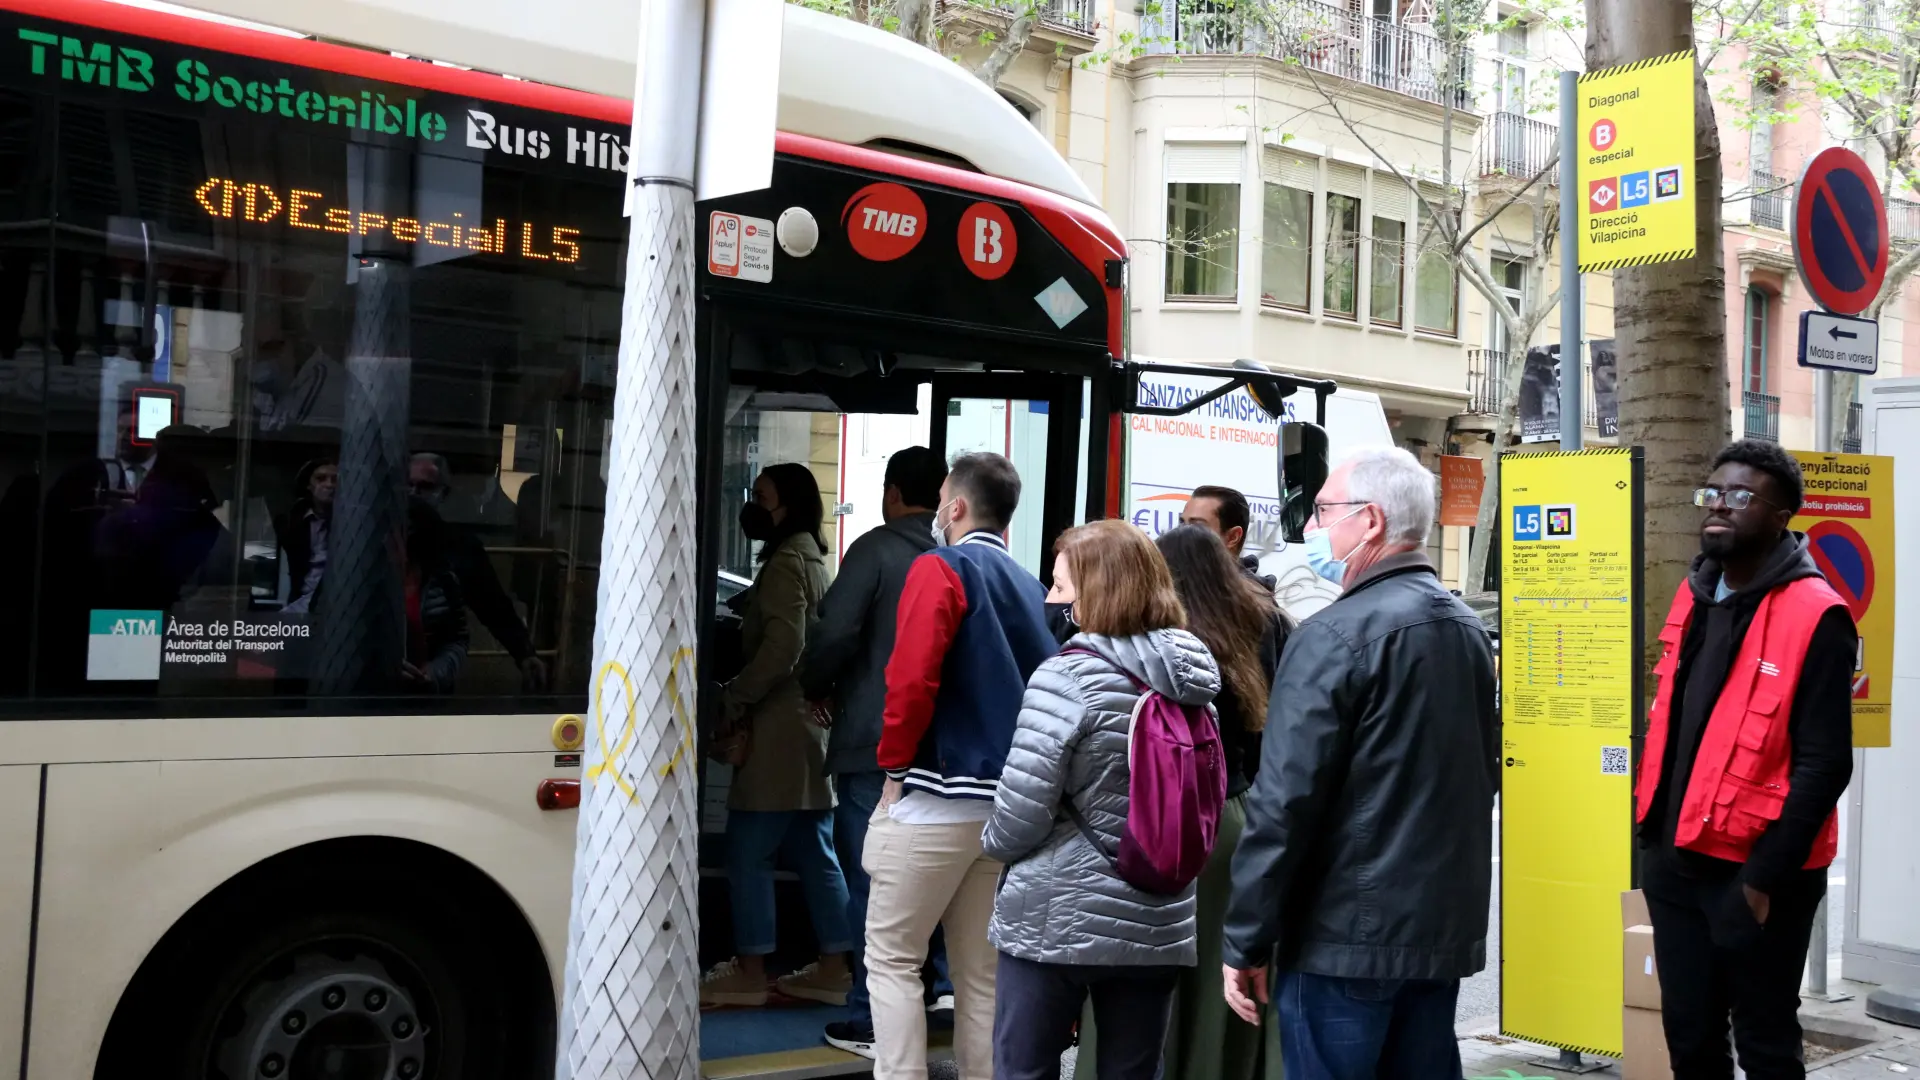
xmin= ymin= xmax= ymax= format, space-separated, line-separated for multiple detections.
xmin=1150 ymin=523 xmax=1290 ymax=1080
xmin=982 ymin=520 xmax=1221 ymax=1080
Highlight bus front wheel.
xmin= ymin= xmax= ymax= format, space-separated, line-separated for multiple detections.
xmin=97 ymin=842 xmax=551 ymax=1080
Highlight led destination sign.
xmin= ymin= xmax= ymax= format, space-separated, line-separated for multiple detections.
xmin=195 ymin=177 xmax=585 ymax=264
xmin=5 ymin=15 xmax=631 ymax=180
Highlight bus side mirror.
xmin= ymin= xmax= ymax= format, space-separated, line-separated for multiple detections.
xmin=1280 ymin=422 xmax=1328 ymax=545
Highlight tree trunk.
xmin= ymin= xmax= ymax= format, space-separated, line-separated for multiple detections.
xmin=893 ymin=0 xmax=935 ymax=46
xmin=1586 ymin=0 xmax=1729 ymax=673
xmin=974 ymin=11 xmax=1036 ymax=88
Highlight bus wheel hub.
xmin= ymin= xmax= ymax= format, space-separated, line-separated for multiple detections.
xmin=217 ymin=953 xmax=426 ymax=1080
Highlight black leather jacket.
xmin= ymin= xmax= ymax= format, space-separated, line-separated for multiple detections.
xmin=1223 ymin=552 xmax=1499 ymax=980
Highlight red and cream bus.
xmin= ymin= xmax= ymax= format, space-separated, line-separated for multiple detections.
xmin=0 ymin=1 xmax=1331 ymax=1076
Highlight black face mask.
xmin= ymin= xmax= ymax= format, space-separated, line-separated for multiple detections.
xmin=1044 ymin=601 xmax=1078 ymax=645
xmin=739 ymin=501 xmax=776 ymax=542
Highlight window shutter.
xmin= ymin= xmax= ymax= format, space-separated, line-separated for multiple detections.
xmin=1327 ymin=163 xmax=1365 ymax=199
xmin=1370 ymin=174 xmax=1411 ymax=218
xmin=1262 ymin=148 xmax=1318 ymax=190
xmin=1165 ymin=143 xmax=1244 ymax=184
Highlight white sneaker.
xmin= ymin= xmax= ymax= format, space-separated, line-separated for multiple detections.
xmin=927 ymin=993 xmax=955 ymax=1013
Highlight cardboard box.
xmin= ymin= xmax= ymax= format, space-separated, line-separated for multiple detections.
xmin=1624 ymin=924 xmax=1662 ymax=1009
xmin=1622 ymin=1006 xmax=1672 ymax=1080
xmin=1623 ymin=888 xmax=1650 ymax=928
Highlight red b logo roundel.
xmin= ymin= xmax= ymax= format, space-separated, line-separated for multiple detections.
xmin=842 ymin=182 xmax=927 ymax=262
xmin=958 ymin=202 xmax=1017 ymax=280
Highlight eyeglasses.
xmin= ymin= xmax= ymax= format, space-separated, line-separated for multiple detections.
xmin=1692 ymin=487 xmax=1778 ymax=511
xmin=1313 ymin=500 xmax=1368 ymax=526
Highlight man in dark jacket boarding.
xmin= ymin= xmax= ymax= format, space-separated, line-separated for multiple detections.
xmin=1221 ymin=445 xmax=1499 ymax=1080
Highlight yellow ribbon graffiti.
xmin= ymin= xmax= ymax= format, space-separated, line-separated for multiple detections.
xmin=584 ymin=660 xmax=638 ymax=803
xmin=660 ymin=646 xmax=697 ymax=778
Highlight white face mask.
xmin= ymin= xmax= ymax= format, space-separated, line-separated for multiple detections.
xmin=931 ymin=499 xmax=955 ymax=547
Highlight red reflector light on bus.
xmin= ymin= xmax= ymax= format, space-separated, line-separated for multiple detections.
xmin=537 ymin=779 xmax=580 ymax=811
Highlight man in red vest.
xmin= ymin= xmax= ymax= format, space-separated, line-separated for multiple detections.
xmin=1636 ymin=440 xmax=1856 ymax=1080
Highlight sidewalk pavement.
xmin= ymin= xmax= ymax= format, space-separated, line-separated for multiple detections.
xmin=1456 ymin=981 xmax=1917 ymax=1079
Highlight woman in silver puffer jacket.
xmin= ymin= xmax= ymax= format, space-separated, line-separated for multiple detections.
xmin=982 ymin=520 xmax=1222 ymax=1080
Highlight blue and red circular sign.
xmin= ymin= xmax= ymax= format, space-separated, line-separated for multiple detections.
xmin=1807 ymin=519 xmax=1874 ymax=621
xmin=1793 ymin=147 xmax=1889 ymax=315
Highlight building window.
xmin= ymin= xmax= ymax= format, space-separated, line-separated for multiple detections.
xmin=1744 ymin=286 xmax=1770 ymax=392
xmin=1165 ymin=181 xmax=1241 ymax=300
xmin=1261 ymin=183 xmax=1313 ymax=309
xmin=1323 ymin=192 xmax=1362 ymax=319
xmin=1415 ymin=199 xmax=1459 ymax=335
xmin=1487 ymin=257 xmax=1525 ymax=353
xmin=1370 ymin=216 xmax=1406 ymax=326
xmin=1261 ymin=149 xmax=1317 ymax=310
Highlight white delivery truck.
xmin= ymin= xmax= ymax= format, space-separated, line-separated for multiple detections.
xmin=1123 ymin=360 xmax=1393 ymax=621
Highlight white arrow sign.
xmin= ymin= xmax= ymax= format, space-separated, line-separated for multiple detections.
xmin=1797 ymin=309 xmax=1880 ymax=374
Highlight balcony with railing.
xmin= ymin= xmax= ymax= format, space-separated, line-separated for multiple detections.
xmin=1743 ymin=390 xmax=1781 ymax=442
xmin=1751 ymin=170 xmax=1790 ymax=231
xmin=1464 ymin=347 xmax=1601 ymax=432
xmin=1843 ymin=400 xmax=1863 ymax=453
xmin=1141 ymin=0 xmax=1475 ymax=108
xmin=1479 ymin=112 xmax=1557 ymax=186
xmin=940 ymin=0 xmax=1098 ymax=39
xmin=1890 ymin=197 xmax=1920 ymax=247
xmin=1465 ymin=348 xmax=1508 ymax=415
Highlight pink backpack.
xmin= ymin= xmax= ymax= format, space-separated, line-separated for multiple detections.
xmin=1061 ymin=649 xmax=1228 ymax=896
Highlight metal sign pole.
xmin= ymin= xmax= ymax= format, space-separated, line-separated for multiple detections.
xmin=557 ymin=0 xmax=706 ymax=1074
xmin=1559 ymin=70 xmax=1584 ymax=453
xmin=1537 ymin=70 xmax=1601 ymax=1074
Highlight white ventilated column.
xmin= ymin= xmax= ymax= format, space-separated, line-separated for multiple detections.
xmin=558 ymin=0 xmax=706 ymax=1076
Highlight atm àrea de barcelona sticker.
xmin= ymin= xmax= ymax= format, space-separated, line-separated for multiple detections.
xmin=842 ymin=182 xmax=927 ymax=262
xmin=958 ymin=202 xmax=1018 ymax=280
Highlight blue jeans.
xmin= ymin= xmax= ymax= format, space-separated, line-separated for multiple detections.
xmin=1275 ymin=972 xmax=1461 ymax=1080
xmin=835 ymin=770 xmax=952 ymax=1023
xmin=725 ymin=808 xmax=854 ymax=957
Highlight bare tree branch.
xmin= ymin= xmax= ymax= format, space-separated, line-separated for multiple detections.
xmin=1455 ymin=154 xmax=1560 ymax=253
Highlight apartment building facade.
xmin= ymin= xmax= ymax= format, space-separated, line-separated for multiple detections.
xmin=946 ymin=0 xmax=1625 ymax=587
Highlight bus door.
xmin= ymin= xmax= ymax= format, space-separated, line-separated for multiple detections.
xmin=927 ymin=371 xmax=1085 ymax=583
xmin=689 ymin=140 xmax=1120 ymax=1077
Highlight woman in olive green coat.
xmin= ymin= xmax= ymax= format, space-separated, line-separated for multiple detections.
xmin=701 ymin=463 xmax=855 ymax=1009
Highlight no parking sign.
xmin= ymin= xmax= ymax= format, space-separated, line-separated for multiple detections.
xmin=1791 ymin=451 xmax=1896 ymax=747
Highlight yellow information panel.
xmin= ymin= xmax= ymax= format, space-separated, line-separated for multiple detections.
xmin=1791 ymin=452 xmax=1897 ymax=748
xmin=1575 ymin=51 xmax=1697 ymax=272
xmin=1500 ymin=448 xmax=1640 ymax=1059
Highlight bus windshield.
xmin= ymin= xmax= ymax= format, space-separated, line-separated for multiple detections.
xmin=0 ymin=1 xmax=634 ymax=714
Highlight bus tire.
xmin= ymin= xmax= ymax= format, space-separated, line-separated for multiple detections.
xmin=96 ymin=840 xmax=551 ymax=1080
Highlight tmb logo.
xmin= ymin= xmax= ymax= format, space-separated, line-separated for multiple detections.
xmin=467 ymin=108 xmax=550 ymax=160
xmin=842 ymin=182 xmax=927 ymax=262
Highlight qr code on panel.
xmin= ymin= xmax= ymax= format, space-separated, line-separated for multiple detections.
xmin=1601 ymin=746 xmax=1630 ymax=776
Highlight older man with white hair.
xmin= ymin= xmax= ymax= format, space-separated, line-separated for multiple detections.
xmin=1219 ymin=445 xmax=1499 ymax=1080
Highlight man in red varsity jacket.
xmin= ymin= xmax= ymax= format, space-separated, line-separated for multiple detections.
xmin=866 ymin=452 xmax=1054 ymax=1080
xmin=1636 ymin=440 xmax=1855 ymax=1080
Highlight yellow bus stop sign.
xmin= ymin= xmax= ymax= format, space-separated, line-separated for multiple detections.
xmin=1575 ymin=51 xmax=1696 ymax=272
